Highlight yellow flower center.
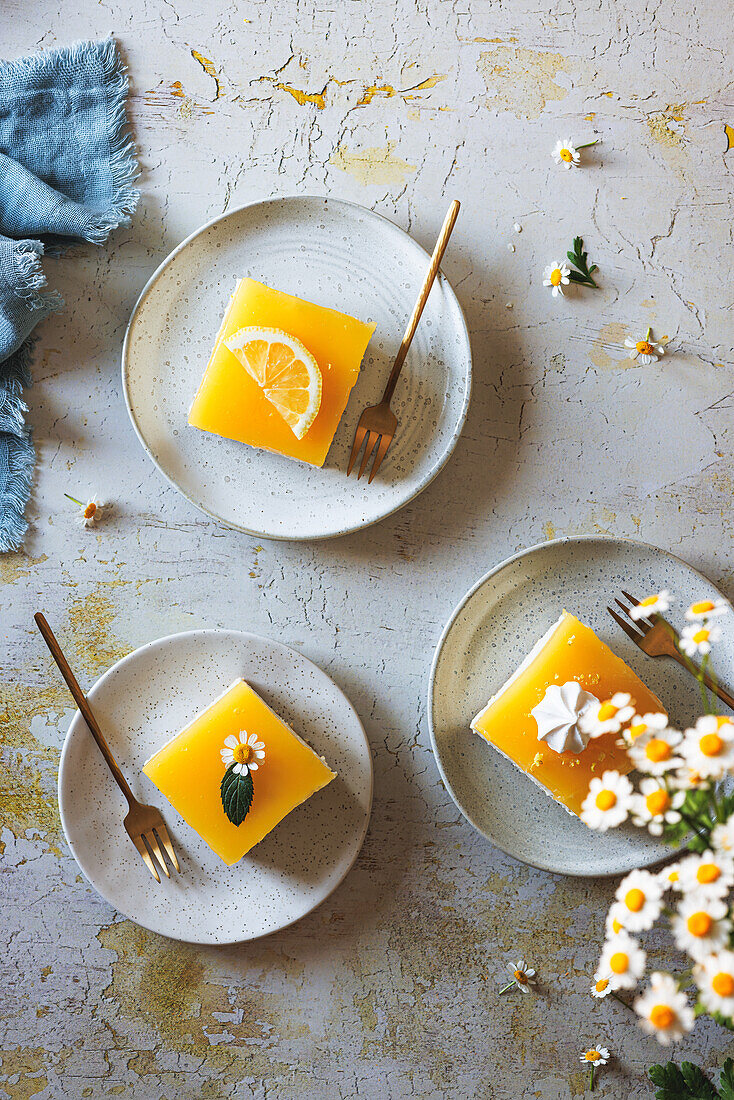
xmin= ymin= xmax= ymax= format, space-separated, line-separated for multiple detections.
xmin=595 ymin=789 xmax=617 ymax=811
xmin=645 ymin=738 xmax=672 ymax=762
xmin=549 ymin=268 xmax=563 ymax=287
xmin=585 ymin=1050 xmax=601 ymax=1062
xmin=560 ymin=147 xmax=573 ymax=162
xmin=609 ymin=952 xmax=629 ymax=974
xmin=689 ymin=771 xmax=703 ymax=786
xmin=597 ymin=701 xmax=619 ymax=721
xmin=233 ymin=742 xmax=252 ymax=765
xmin=716 ymin=717 xmax=732 ymax=730
xmin=650 ymin=1005 xmax=675 ymax=1029
xmin=83 ymin=502 xmax=97 ymax=519
xmin=713 ymin=973 xmax=734 ymax=997
xmin=595 ymin=978 xmax=609 ymax=992
xmin=611 ymin=918 xmax=623 ymax=933
xmin=639 ymin=595 xmax=658 ymax=607
xmin=646 ymin=790 xmax=670 ymax=816
xmin=687 ymin=911 xmax=713 ymax=937
xmin=691 ymin=600 xmax=715 ymax=615
xmin=668 ymin=869 xmax=679 ymax=883
xmin=636 ymin=340 xmax=654 ymax=355
xmin=693 ymin=628 xmax=710 ymax=644
xmin=514 ymin=969 xmax=528 ymax=983
xmin=700 ymin=733 xmax=724 ymax=757
xmin=697 ymin=863 xmax=720 ymax=884
xmin=625 ymin=888 xmax=645 ymax=912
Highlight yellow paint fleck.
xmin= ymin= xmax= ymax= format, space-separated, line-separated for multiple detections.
xmin=477 ymin=47 xmax=576 ymax=120
xmin=647 ymin=112 xmax=684 ymax=148
xmin=0 ymin=1048 xmax=49 ymax=1100
xmin=542 ymin=521 xmax=556 ymax=541
xmin=329 ymin=141 xmax=416 ymax=185
xmin=276 ymin=83 xmax=326 ymax=108
xmin=724 ymin=124 xmax=734 ymax=152
xmin=589 ymin=321 xmax=631 ymax=370
xmin=190 ymin=49 xmax=222 ymax=99
xmin=0 ymin=552 xmax=47 ymax=584
xmin=357 ymin=83 xmax=397 ymax=106
xmin=584 ymin=112 xmax=596 ymax=120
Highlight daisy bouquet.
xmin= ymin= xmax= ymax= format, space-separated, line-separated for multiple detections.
xmin=581 ymin=593 xmax=734 ymax=1044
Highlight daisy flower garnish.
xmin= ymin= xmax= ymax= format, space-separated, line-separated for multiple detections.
xmin=552 ymin=137 xmax=598 ymax=169
xmin=580 ymin=693 xmax=635 ymax=738
xmin=694 ymin=950 xmax=734 ymax=1018
xmin=65 ymin=493 xmax=106 ymax=527
xmin=624 ymin=327 xmax=665 ymax=365
xmin=597 ymin=931 xmax=646 ymax=991
xmin=658 ymin=861 xmax=683 ymax=892
xmin=712 ymin=813 xmax=734 ymax=854
xmin=591 ymin=975 xmax=612 ymax=998
xmin=543 ymin=261 xmax=570 ymax=297
xmin=630 ymin=778 xmax=685 ymax=836
xmin=680 ymin=716 xmax=734 ymax=779
xmin=629 ymin=590 xmax=671 ymax=621
xmin=685 ymin=597 xmax=730 ymax=621
xmin=680 ymin=621 xmax=722 ymax=657
xmin=580 ymin=1046 xmax=609 ymax=1090
xmin=499 ymin=959 xmax=537 ymax=994
xmin=677 ymin=850 xmax=734 ymax=900
xmin=634 ymin=972 xmax=694 ymax=1045
xmin=580 ymin=770 xmax=633 ymax=831
xmin=220 ymin=731 xmax=266 ymax=775
xmin=612 ymin=869 xmax=663 ymax=932
xmin=626 ymin=721 xmax=682 ymax=776
xmin=671 ymin=895 xmax=731 ymax=962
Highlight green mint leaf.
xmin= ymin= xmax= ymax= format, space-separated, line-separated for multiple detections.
xmin=221 ymin=764 xmax=254 ymax=826
xmin=719 ymin=1058 xmax=734 ymax=1100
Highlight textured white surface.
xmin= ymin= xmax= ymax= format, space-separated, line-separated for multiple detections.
xmin=3 ymin=1 xmax=734 ymax=1096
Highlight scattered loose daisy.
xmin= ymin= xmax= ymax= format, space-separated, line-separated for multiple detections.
xmin=499 ymin=958 xmax=537 ymax=994
xmin=580 ymin=770 xmax=633 ymax=831
xmin=580 ymin=1046 xmax=610 ymax=1090
xmin=605 ymin=908 xmax=626 ymax=936
xmin=580 ymin=693 xmax=635 ymax=738
xmin=685 ymin=597 xmax=730 ymax=621
xmin=624 ymin=327 xmax=665 ymax=365
xmin=220 ymin=731 xmax=266 ymax=775
xmin=613 ymin=869 xmax=663 ymax=932
xmin=551 ymin=137 xmax=597 ymax=169
xmin=694 ymin=950 xmax=734 ymax=1018
xmin=711 ymin=814 xmax=734 ymax=855
xmin=630 ymin=778 xmax=684 ymax=836
xmin=634 ymin=972 xmax=694 ymax=1045
xmin=543 ymin=261 xmax=571 ymax=297
xmin=680 ymin=716 xmax=734 ymax=780
xmin=591 ymin=975 xmax=612 ymax=999
xmin=658 ymin=861 xmax=683 ymax=892
xmin=677 ymin=850 xmax=734 ymax=900
xmin=597 ymin=930 xmax=646 ymax=991
xmin=680 ymin=621 xmax=722 ymax=657
xmin=626 ymin=721 xmax=682 ymax=776
xmin=671 ymin=895 xmax=731 ymax=962
xmin=629 ymin=590 xmax=671 ymax=621
xmin=65 ymin=492 xmax=106 ymax=528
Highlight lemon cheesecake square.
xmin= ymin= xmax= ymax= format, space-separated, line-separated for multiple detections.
xmin=188 ymin=278 xmax=376 ymax=467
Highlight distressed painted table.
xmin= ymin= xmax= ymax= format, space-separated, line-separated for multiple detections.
xmin=3 ymin=2 xmax=733 ymax=1096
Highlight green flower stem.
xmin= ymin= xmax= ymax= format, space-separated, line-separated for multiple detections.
xmin=610 ymin=990 xmax=632 ymax=1010
xmin=499 ymin=981 xmax=515 ymax=994
xmin=661 ymin=620 xmax=713 ymax=714
xmin=590 ymin=1063 xmax=595 ymax=1091
xmin=64 ymin=493 xmax=83 ymax=507
xmin=576 ymin=140 xmax=598 ymax=150
xmin=678 ymin=810 xmax=711 ymax=843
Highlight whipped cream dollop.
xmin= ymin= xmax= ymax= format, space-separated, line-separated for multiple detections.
xmin=531 ymin=681 xmax=599 ymax=754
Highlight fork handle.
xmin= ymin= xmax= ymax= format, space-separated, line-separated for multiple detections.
xmin=34 ymin=613 xmax=136 ymax=805
xmin=669 ymin=648 xmax=734 ymax=710
xmin=382 ymin=199 xmax=461 ymax=406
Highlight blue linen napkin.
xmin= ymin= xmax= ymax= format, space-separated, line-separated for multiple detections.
xmin=0 ymin=39 xmax=139 ymax=550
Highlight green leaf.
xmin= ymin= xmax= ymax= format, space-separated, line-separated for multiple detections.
xmin=719 ymin=1058 xmax=734 ymax=1100
xmin=220 ymin=764 xmax=254 ymax=826
xmin=681 ymin=1061 xmax=718 ymax=1100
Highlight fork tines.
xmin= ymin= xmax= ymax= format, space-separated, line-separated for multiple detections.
xmin=607 ymin=590 xmax=655 ymax=641
xmin=347 ymin=423 xmax=391 ymax=483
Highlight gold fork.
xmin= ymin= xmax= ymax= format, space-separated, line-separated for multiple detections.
xmin=607 ymin=590 xmax=734 ymax=710
xmin=34 ymin=612 xmax=180 ymax=882
xmin=347 ymin=199 xmax=461 ymax=483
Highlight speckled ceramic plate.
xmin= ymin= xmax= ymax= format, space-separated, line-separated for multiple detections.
xmin=428 ymin=536 xmax=734 ymax=877
xmin=58 ymin=629 xmax=373 ymax=943
xmin=122 ymin=196 xmax=471 ymax=540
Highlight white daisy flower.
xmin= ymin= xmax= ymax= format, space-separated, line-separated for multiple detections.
xmin=591 ymin=975 xmax=612 ymax=998
xmin=605 ymin=907 xmax=627 ymax=936
xmin=580 ymin=770 xmax=633 ymax=830
xmin=677 ymin=850 xmax=734 ymax=899
xmin=580 ymin=1047 xmax=610 ymax=1066
xmin=553 ymin=138 xmax=580 ymax=168
xmin=671 ymin=764 xmax=710 ymax=792
xmin=65 ymin=492 xmax=106 ymax=527
xmin=680 ymin=621 xmax=722 ymax=657
xmin=680 ymin=716 xmax=734 ymax=779
xmin=671 ymin=895 xmax=731 ymax=962
xmin=634 ymin=972 xmax=694 ymax=1045
xmin=580 ymin=693 xmax=635 ymax=738
xmin=694 ymin=950 xmax=734 ymax=1018
xmin=613 ymin=869 xmax=664 ymax=932
xmin=626 ymin=721 xmax=682 ymax=776
xmin=658 ymin=861 xmax=683 ymax=892
xmin=629 ymin=590 xmax=671 ymax=620
xmin=624 ymin=328 xmax=665 ymax=365
xmin=499 ymin=958 xmax=537 ymax=994
xmin=712 ymin=814 xmax=734 ymax=855
xmin=597 ymin=931 xmax=646 ymax=991
xmin=543 ymin=262 xmax=570 ymax=297
xmin=685 ymin=597 xmax=730 ymax=621
xmin=220 ymin=731 xmax=266 ymax=775
xmin=630 ymin=778 xmax=685 ymax=836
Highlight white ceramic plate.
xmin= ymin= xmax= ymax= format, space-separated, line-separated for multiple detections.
xmin=58 ymin=629 xmax=373 ymax=943
xmin=429 ymin=536 xmax=734 ymax=877
xmin=122 ymin=196 xmax=471 ymax=540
